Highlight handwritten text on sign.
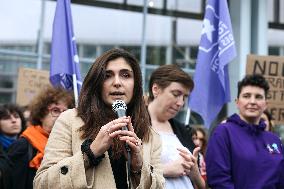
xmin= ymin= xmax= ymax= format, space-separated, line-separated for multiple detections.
xmin=246 ymin=55 xmax=284 ymax=125
xmin=16 ymin=67 xmax=51 ymax=106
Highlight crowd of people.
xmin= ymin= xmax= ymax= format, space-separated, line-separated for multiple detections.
xmin=0 ymin=48 xmax=283 ymax=189
xmin=0 ymin=86 xmax=74 ymax=189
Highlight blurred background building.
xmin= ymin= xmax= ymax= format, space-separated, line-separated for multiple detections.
xmin=0 ymin=0 xmax=284 ymax=137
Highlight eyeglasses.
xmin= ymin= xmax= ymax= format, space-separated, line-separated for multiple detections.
xmin=49 ymin=107 xmax=66 ymax=117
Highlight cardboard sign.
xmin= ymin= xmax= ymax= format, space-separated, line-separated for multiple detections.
xmin=16 ymin=67 xmax=51 ymax=106
xmin=246 ymin=54 xmax=284 ymax=125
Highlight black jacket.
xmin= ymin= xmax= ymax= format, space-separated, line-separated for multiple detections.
xmin=0 ymin=143 xmax=12 ymax=189
xmin=169 ymin=119 xmax=196 ymax=153
xmin=8 ymin=137 xmax=37 ymax=189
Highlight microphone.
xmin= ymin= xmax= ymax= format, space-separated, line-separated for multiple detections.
xmin=112 ymin=100 xmax=128 ymax=131
xmin=112 ymin=100 xmax=132 ymax=186
xmin=112 ymin=100 xmax=130 ymax=152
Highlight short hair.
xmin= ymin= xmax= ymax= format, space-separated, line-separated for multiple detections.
xmin=29 ymin=86 xmax=74 ymax=126
xmin=237 ymin=74 xmax=269 ymax=98
xmin=148 ymin=64 xmax=194 ymax=102
xmin=0 ymin=104 xmax=26 ymax=134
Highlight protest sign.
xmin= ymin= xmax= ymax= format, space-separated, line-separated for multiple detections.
xmin=16 ymin=67 xmax=51 ymax=106
xmin=246 ymin=54 xmax=284 ymax=125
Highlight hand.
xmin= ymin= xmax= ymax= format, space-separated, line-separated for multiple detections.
xmin=116 ymin=116 xmax=143 ymax=172
xmin=163 ymin=147 xmax=197 ymax=177
xmin=163 ymin=157 xmax=187 ymax=177
xmin=90 ymin=116 xmax=131 ymax=157
xmin=178 ymin=147 xmax=201 ymax=179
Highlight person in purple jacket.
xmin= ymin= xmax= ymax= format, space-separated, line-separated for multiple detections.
xmin=206 ymin=74 xmax=284 ymax=189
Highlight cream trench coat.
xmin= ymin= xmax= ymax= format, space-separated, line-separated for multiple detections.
xmin=34 ymin=109 xmax=165 ymax=189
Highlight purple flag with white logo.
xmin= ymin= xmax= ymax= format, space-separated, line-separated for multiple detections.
xmin=50 ymin=0 xmax=82 ymax=100
xmin=189 ymin=0 xmax=236 ymax=128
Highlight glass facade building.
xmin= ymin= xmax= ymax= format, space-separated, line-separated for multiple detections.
xmin=1 ymin=0 xmax=284 ymax=137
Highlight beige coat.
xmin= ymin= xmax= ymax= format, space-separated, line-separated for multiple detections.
xmin=34 ymin=109 xmax=165 ymax=189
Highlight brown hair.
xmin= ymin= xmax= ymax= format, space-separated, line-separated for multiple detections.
xmin=29 ymin=86 xmax=74 ymax=126
xmin=77 ymin=48 xmax=151 ymax=158
xmin=196 ymin=127 xmax=208 ymax=156
xmin=148 ymin=64 xmax=194 ymax=102
xmin=262 ymin=110 xmax=274 ymax=132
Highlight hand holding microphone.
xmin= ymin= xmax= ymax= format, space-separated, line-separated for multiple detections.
xmin=112 ymin=100 xmax=142 ymax=151
xmin=89 ymin=100 xmax=142 ymax=171
xmin=89 ymin=100 xmax=132 ymax=157
xmin=112 ymin=100 xmax=143 ymax=172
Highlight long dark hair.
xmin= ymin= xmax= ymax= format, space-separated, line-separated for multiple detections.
xmin=196 ymin=127 xmax=208 ymax=156
xmin=78 ymin=49 xmax=150 ymax=158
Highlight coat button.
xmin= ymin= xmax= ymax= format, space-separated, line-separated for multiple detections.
xmin=61 ymin=166 xmax=68 ymax=175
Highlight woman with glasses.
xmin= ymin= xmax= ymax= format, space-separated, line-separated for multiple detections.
xmin=0 ymin=104 xmax=26 ymax=189
xmin=147 ymin=64 xmax=205 ymax=189
xmin=8 ymin=86 xmax=74 ymax=189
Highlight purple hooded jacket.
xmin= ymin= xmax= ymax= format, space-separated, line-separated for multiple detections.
xmin=206 ymin=114 xmax=284 ymax=189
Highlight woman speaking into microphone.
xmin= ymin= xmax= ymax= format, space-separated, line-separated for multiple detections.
xmin=34 ymin=49 xmax=165 ymax=189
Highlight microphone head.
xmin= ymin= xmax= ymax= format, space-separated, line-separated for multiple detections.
xmin=112 ymin=100 xmax=127 ymax=113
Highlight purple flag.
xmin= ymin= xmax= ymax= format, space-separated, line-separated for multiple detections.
xmin=50 ymin=0 xmax=82 ymax=98
xmin=189 ymin=0 xmax=236 ymax=128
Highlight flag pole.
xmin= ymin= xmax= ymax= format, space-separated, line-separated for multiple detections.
xmin=185 ymin=107 xmax=191 ymax=126
xmin=72 ymin=74 xmax=78 ymax=107
xmin=188 ymin=0 xmax=236 ymax=128
xmin=50 ymin=0 xmax=82 ymax=107
xmin=140 ymin=0 xmax=148 ymax=91
xmin=36 ymin=0 xmax=46 ymax=70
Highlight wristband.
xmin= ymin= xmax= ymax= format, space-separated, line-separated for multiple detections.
xmin=81 ymin=139 xmax=105 ymax=167
xmin=131 ymin=167 xmax=142 ymax=174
